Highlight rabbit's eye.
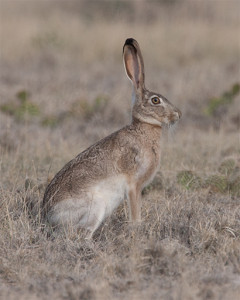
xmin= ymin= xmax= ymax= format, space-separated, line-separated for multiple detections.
xmin=151 ymin=97 xmax=161 ymax=105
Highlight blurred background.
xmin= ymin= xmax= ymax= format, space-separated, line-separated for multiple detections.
xmin=0 ymin=0 xmax=239 ymax=168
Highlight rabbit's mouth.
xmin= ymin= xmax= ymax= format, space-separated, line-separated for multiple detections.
xmin=170 ymin=109 xmax=182 ymax=124
xmin=169 ymin=119 xmax=178 ymax=126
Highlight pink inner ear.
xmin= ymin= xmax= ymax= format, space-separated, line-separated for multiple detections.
xmin=124 ymin=47 xmax=140 ymax=89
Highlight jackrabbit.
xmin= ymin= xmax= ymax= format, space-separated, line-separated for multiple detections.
xmin=42 ymin=38 xmax=181 ymax=238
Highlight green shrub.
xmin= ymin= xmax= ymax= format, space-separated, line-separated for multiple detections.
xmin=218 ymin=159 xmax=236 ymax=176
xmin=70 ymin=95 xmax=109 ymax=119
xmin=41 ymin=115 xmax=60 ymax=128
xmin=204 ymin=83 xmax=240 ymax=116
xmin=177 ymin=170 xmax=202 ymax=190
xmin=204 ymin=175 xmax=229 ymax=194
xmin=0 ymin=90 xmax=40 ymax=121
xmin=228 ymin=168 xmax=240 ymax=197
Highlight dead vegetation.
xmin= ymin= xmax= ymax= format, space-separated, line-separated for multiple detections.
xmin=0 ymin=1 xmax=240 ymax=299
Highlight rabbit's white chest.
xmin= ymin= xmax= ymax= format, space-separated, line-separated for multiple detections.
xmin=135 ymin=147 xmax=161 ymax=188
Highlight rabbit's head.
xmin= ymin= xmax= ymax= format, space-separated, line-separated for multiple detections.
xmin=123 ymin=38 xmax=181 ymax=127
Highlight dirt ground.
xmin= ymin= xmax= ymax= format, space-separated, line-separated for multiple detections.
xmin=0 ymin=1 xmax=240 ymax=299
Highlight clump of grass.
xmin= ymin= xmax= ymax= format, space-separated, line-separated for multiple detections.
xmin=177 ymin=158 xmax=239 ymax=196
xmin=41 ymin=115 xmax=61 ymax=128
xmin=228 ymin=168 xmax=240 ymax=197
xmin=204 ymin=175 xmax=229 ymax=194
xmin=70 ymin=95 xmax=109 ymax=119
xmin=218 ymin=158 xmax=236 ymax=176
xmin=142 ymin=172 xmax=164 ymax=195
xmin=176 ymin=170 xmax=202 ymax=190
xmin=139 ymin=242 xmax=181 ymax=276
xmin=204 ymin=83 xmax=240 ymax=116
xmin=0 ymin=90 xmax=40 ymax=121
xmin=215 ymin=157 xmax=239 ymax=196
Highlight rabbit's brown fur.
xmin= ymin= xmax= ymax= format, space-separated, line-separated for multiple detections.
xmin=42 ymin=38 xmax=181 ymax=237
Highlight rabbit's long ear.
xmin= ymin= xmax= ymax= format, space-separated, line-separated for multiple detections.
xmin=123 ymin=38 xmax=145 ymax=91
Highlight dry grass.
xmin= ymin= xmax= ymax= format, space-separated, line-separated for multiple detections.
xmin=0 ymin=0 xmax=240 ymax=299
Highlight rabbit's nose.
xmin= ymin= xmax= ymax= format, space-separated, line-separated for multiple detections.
xmin=175 ymin=108 xmax=182 ymax=119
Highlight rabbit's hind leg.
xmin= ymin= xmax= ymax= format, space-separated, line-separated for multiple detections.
xmin=47 ymin=198 xmax=89 ymax=228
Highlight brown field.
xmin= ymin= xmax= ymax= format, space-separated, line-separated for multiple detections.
xmin=0 ymin=1 xmax=240 ymax=299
